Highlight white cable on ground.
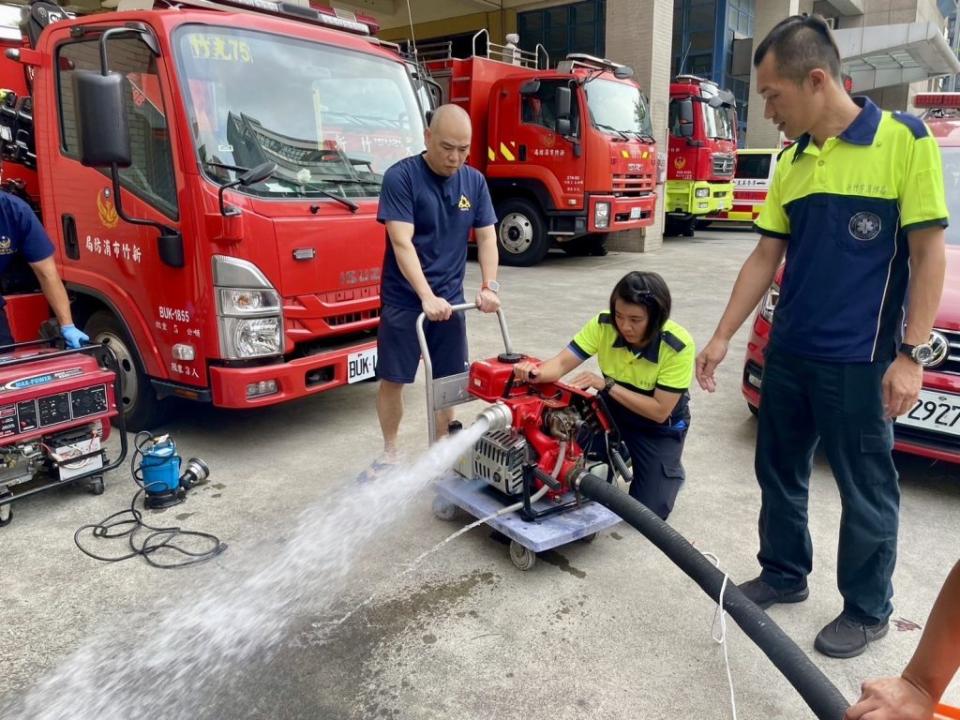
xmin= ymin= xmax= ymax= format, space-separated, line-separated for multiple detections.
xmin=702 ymin=551 xmax=738 ymax=720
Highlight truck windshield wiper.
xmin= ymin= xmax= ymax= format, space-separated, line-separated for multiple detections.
xmin=202 ymin=160 xmax=359 ymax=212
xmin=594 ymin=122 xmax=629 ymax=141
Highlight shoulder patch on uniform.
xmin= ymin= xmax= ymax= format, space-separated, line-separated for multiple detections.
xmin=598 ymin=313 xmax=613 ymax=324
xmin=662 ymin=331 xmax=686 ymax=353
xmin=892 ymin=112 xmax=928 ymax=139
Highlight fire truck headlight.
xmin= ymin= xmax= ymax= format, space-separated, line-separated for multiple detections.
xmin=594 ymin=202 xmax=611 ymax=229
xmin=223 ymin=317 xmax=282 ymax=358
xmin=695 ymin=187 xmax=710 ymax=198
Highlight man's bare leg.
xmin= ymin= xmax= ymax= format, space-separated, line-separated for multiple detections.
xmin=377 ymin=380 xmax=404 ymax=461
xmin=435 ymin=406 xmax=455 ymax=442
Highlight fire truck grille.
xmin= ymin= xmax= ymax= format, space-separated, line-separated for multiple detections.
xmin=712 ymin=154 xmax=735 ymax=177
xmin=328 ymin=307 xmax=380 ymax=327
xmin=612 ymin=174 xmax=655 ymax=196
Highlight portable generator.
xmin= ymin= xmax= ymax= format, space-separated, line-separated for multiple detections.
xmin=0 ymin=342 xmax=127 ymax=527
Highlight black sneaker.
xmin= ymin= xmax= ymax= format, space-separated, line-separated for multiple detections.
xmin=814 ymin=613 xmax=889 ymax=659
xmin=738 ymin=576 xmax=809 ymax=610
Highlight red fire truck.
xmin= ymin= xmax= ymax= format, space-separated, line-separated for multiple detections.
xmin=0 ymin=0 xmax=431 ymax=429
xmin=664 ymin=75 xmax=737 ymax=237
xmin=420 ymin=32 xmax=658 ymax=266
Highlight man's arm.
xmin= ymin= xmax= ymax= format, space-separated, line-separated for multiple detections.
xmin=384 ymin=220 xmax=451 ymax=321
xmin=882 ymin=226 xmax=947 ymax=418
xmin=474 ymin=224 xmax=499 ymax=313
xmin=29 ymin=256 xmax=73 ymax=327
xmin=695 ymin=235 xmax=786 ymax=392
xmin=845 ymin=560 xmax=960 ymax=720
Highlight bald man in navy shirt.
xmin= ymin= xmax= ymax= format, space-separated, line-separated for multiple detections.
xmin=362 ymin=105 xmax=499 ymax=478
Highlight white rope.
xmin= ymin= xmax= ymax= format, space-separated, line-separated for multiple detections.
xmin=702 ymin=552 xmax=738 ymax=720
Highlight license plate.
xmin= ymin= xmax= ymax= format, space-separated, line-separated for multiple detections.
xmin=347 ymin=348 xmax=377 ymax=383
xmin=629 ymin=207 xmax=642 ymax=220
xmin=896 ymin=389 xmax=960 ymax=438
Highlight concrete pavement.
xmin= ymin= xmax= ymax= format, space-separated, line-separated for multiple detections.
xmin=1 ymin=228 xmax=958 ymax=719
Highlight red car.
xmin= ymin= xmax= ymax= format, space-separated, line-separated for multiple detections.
xmin=742 ymin=94 xmax=960 ymax=464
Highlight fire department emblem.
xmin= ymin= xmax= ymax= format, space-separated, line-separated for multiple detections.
xmin=848 ymin=211 xmax=881 ymax=242
xmin=97 ymin=188 xmax=119 ymax=230
xmin=0 ymin=237 xmax=11 ymax=255
xmin=674 ymin=156 xmax=686 ymax=170
xmin=458 ymin=194 xmax=472 ymax=211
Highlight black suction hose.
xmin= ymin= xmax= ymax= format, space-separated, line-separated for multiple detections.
xmin=576 ymin=472 xmax=850 ymax=720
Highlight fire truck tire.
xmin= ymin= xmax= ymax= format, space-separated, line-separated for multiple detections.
xmin=509 ymin=540 xmax=537 ymax=571
xmin=495 ymin=199 xmax=549 ymax=267
xmin=0 ymin=498 xmax=12 ymax=527
xmin=681 ymin=218 xmax=696 ymax=237
xmin=747 ymin=403 xmax=759 ymax=418
xmin=86 ymin=311 xmax=167 ymax=431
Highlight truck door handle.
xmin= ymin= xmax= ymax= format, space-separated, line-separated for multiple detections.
xmin=62 ymin=214 xmax=79 ymax=260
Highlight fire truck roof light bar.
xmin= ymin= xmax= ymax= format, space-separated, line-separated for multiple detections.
xmin=674 ymin=74 xmax=719 ymax=87
xmin=914 ymin=92 xmax=960 ymax=108
xmin=164 ymin=0 xmax=374 ymax=35
xmin=563 ymin=52 xmax=626 ymax=72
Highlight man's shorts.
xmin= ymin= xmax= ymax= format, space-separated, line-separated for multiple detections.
xmin=376 ymin=304 xmax=468 ymax=384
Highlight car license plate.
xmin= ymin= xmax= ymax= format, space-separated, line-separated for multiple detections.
xmin=896 ymin=389 xmax=960 ymax=438
xmin=629 ymin=207 xmax=642 ymax=220
xmin=347 ymin=348 xmax=377 ymax=383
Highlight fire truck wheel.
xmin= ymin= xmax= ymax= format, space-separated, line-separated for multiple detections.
xmin=0 ymin=498 xmax=12 ymax=527
xmin=681 ymin=218 xmax=696 ymax=237
xmin=86 ymin=311 xmax=167 ymax=431
xmin=495 ymin=198 xmax=549 ymax=267
xmin=509 ymin=540 xmax=537 ymax=571
xmin=747 ymin=403 xmax=759 ymax=418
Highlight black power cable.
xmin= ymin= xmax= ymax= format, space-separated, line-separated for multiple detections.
xmin=74 ymin=432 xmax=227 ymax=569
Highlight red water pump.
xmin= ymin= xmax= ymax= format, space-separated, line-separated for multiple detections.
xmin=466 ymin=353 xmax=617 ymax=517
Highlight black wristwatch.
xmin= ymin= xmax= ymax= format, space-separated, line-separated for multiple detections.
xmin=603 ymin=377 xmax=617 ymax=392
xmin=899 ymin=342 xmax=934 ymax=366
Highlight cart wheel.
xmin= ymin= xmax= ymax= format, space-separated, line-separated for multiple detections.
xmin=432 ymin=495 xmax=459 ymax=521
xmin=0 ymin=501 xmax=12 ymax=527
xmin=580 ymin=532 xmax=598 ymax=544
xmin=509 ymin=540 xmax=536 ymax=571
xmin=86 ymin=477 xmax=105 ymax=496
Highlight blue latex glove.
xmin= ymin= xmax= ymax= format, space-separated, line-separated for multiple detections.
xmin=61 ymin=324 xmax=89 ymax=349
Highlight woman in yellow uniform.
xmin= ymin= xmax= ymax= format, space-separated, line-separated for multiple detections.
xmin=513 ymin=271 xmax=695 ymax=520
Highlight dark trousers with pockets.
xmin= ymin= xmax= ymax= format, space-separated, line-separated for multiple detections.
xmin=756 ymin=347 xmax=900 ymax=625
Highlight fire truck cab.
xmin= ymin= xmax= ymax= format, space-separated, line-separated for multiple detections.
xmin=421 ymin=33 xmax=658 ymax=266
xmin=665 ymin=75 xmax=737 ymax=237
xmin=0 ymin=0 xmax=431 ymax=429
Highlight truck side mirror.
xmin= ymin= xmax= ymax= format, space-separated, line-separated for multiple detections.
xmin=678 ymin=98 xmax=694 ymax=137
xmin=678 ymin=121 xmax=694 ymax=138
xmin=73 ymin=70 xmax=131 ymax=168
xmin=614 ymin=66 xmax=634 ymax=80
xmin=219 ymin=161 xmax=277 ymax=217
xmin=556 ymin=118 xmax=572 ymax=136
xmin=555 ymin=86 xmax=571 ymax=120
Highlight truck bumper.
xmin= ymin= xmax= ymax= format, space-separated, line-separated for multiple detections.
xmin=208 ymin=338 xmax=378 ymax=409
xmin=587 ymin=194 xmax=657 ymax=233
xmin=665 ymin=180 xmax=734 ymax=218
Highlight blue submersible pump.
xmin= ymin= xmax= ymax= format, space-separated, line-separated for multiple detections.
xmin=138 ymin=433 xmax=210 ymax=509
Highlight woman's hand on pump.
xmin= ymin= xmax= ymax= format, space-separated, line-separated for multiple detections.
xmin=568 ymin=371 xmax=606 ymax=392
xmin=513 ymin=361 xmax=541 ymax=383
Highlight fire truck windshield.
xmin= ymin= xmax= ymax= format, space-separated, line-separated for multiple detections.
xmin=942 ymin=147 xmax=960 ymax=246
xmin=702 ymin=103 xmax=735 ymax=141
xmin=584 ymin=78 xmax=653 ymax=139
xmin=175 ymin=26 xmax=425 ymax=198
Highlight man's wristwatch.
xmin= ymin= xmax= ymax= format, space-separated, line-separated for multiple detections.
xmin=481 ymin=280 xmax=500 ymax=294
xmin=899 ymin=341 xmax=934 ymax=366
xmin=603 ymin=377 xmax=617 ymax=393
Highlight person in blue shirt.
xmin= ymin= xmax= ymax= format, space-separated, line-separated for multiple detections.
xmin=0 ymin=192 xmax=88 ymax=349
xmin=361 ymin=104 xmax=499 ymax=479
